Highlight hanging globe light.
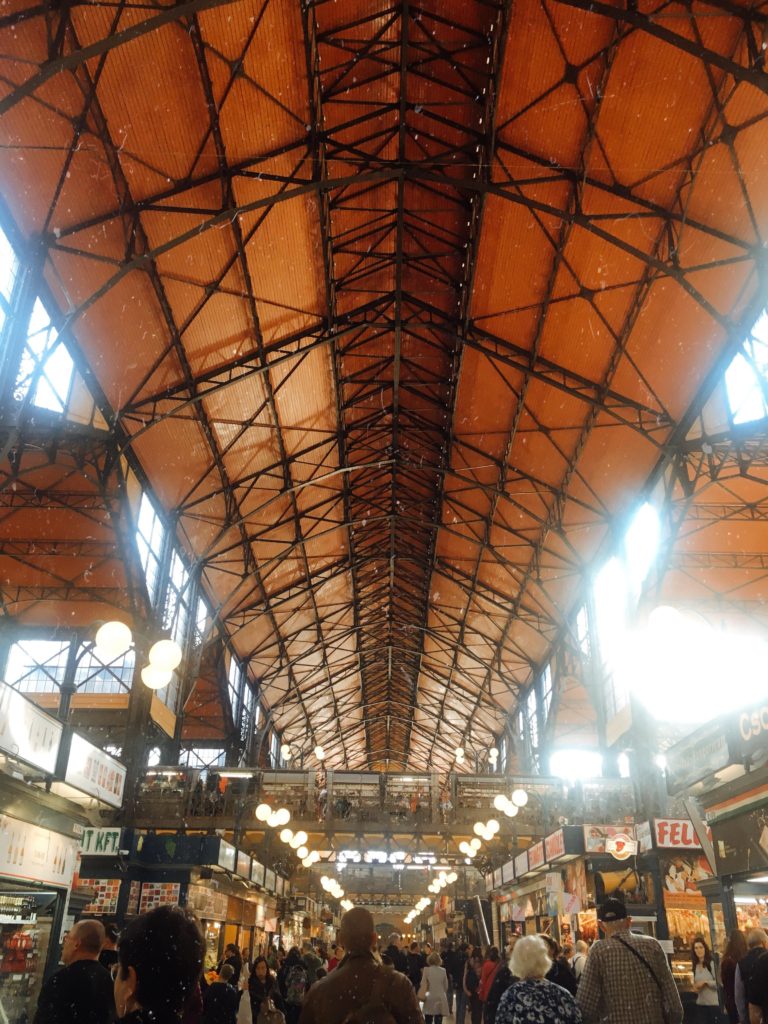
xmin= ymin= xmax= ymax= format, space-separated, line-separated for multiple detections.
xmin=255 ymin=804 xmax=271 ymax=822
xmin=511 ymin=788 xmax=528 ymax=807
xmin=279 ymin=829 xmax=293 ymax=844
xmin=473 ymin=821 xmax=485 ymax=837
xmin=493 ymin=794 xmax=509 ymax=811
xmin=280 ymin=744 xmax=292 ymax=761
xmin=141 ymin=665 xmax=172 ymax=690
xmin=314 ymin=745 xmax=326 ymax=760
xmin=95 ymin=621 xmax=133 ymax=660
xmin=487 ymin=819 xmax=500 ymax=834
xmin=296 ymin=846 xmax=309 ymax=860
xmin=275 ymin=808 xmax=291 ymax=826
xmin=504 ymin=803 xmax=519 ymax=818
xmin=267 ymin=811 xmax=281 ymax=828
xmin=148 ymin=638 xmax=182 ymax=672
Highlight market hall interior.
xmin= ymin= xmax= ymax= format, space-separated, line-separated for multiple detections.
xmin=0 ymin=0 xmax=767 ymax=1021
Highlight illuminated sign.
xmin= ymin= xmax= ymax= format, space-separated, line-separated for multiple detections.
xmin=0 ymin=681 xmax=62 ymax=774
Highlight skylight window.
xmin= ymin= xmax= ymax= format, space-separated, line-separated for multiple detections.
xmin=725 ymin=312 xmax=768 ymax=424
xmin=14 ymin=298 xmax=74 ymax=413
xmin=5 ymin=639 xmax=69 ymax=693
xmin=550 ymin=749 xmax=603 ymax=780
xmin=0 ymin=227 xmax=18 ymax=329
xmin=136 ymin=493 xmax=165 ymax=603
xmin=625 ymin=502 xmax=660 ymax=593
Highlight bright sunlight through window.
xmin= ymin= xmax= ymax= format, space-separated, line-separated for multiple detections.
xmin=550 ymin=749 xmax=603 ymax=779
xmin=625 ymin=502 xmax=660 ymax=593
xmin=725 ymin=311 xmax=768 ymax=424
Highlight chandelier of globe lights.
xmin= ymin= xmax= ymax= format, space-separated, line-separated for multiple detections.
xmin=94 ymin=620 xmax=182 ymax=691
xmin=454 ymin=745 xmax=500 ymax=769
xmin=279 ymin=742 xmax=326 ymax=765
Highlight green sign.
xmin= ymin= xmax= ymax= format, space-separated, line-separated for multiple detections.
xmin=80 ymin=827 xmax=122 ymax=856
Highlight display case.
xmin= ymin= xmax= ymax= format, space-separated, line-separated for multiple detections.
xmin=0 ymin=887 xmax=61 ymax=1024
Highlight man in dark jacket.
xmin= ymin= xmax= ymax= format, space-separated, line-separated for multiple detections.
xmin=203 ymin=964 xmax=240 ymax=1024
xmin=34 ymin=919 xmax=114 ymax=1024
xmin=384 ymin=933 xmax=408 ymax=975
xmin=406 ymin=942 xmax=425 ymax=991
xmin=299 ymin=910 xmax=423 ymax=1024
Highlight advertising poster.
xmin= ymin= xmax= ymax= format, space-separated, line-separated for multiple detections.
xmin=661 ymin=853 xmax=714 ymax=896
xmin=565 ymin=860 xmax=588 ymax=907
xmin=583 ymin=824 xmax=635 ymax=854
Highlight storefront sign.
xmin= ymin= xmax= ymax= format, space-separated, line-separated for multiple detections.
xmin=264 ymin=868 xmax=276 ymax=893
xmin=636 ymin=821 xmax=653 ymax=853
xmin=65 ymin=734 xmax=125 ymax=807
xmin=493 ymin=868 xmax=502 ymax=888
xmin=501 ymin=860 xmax=515 ymax=885
xmin=563 ymin=892 xmax=581 ymax=914
xmin=514 ymin=850 xmax=529 ymax=877
xmin=528 ymin=841 xmax=545 ymax=871
xmin=545 ymin=830 xmax=565 ymax=862
xmin=217 ymin=841 xmax=236 ymax=872
xmin=661 ymin=852 xmax=713 ymax=895
xmin=584 ymin=824 xmax=636 ymax=854
xmin=666 ymin=721 xmax=733 ymax=793
xmin=236 ymin=851 xmax=250 ymax=879
xmin=606 ymin=833 xmax=637 ymax=860
xmin=251 ymin=860 xmax=265 ymax=886
xmin=735 ymin=703 xmax=768 ymax=758
xmin=0 ymin=680 xmax=62 ymax=774
xmin=654 ymin=819 xmax=704 ymax=849
xmin=0 ymin=813 xmax=78 ymax=888
xmin=186 ymin=883 xmax=228 ymax=921
xmin=712 ymin=808 xmax=768 ymax=876
xmin=80 ymin=827 xmax=122 ymax=856
xmin=545 ymin=872 xmax=562 ymax=893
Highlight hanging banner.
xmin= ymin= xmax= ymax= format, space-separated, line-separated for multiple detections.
xmin=0 ymin=813 xmax=78 ymax=888
xmin=64 ymin=734 xmax=126 ymax=807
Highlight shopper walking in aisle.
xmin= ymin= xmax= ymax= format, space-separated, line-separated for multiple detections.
xmin=451 ymin=943 xmax=469 ymax=1024
xmin=570 ymin=941 xmax=589 ymax=984
xmin=385 ymin=934 xmax=409 ymax=975
xmin=301 ymin=942 xmax=323 ymax=984
xmin=34 ymin=919 xmax=114 ymax=1024
xmin=495 ymin=936 xmax=582 ymax=1024
xmin=540 ymin=935 xmax=578 ymax=995
xmin=219 ymin=945 xmax=244 ymax=988
xmin=477 ymin=947 xmax=502 ymax=1017
xmin=736 ymin=929 xmax=768 ymax=1024
xmin=98 ymin=923 xmax=119 ymax=972
xmin=482 ymin=947 xmax=514 ymax=1024
xmin=111 ymin=905 xmax=204 ymax=1024
xmin=576 ymin=897 xmax=683 ymax=1024
xmin=406 ymin=943 xmax=425 ymax=992
xmin=463 ymin=953 xmax=484 ymax=1024
xmin=691 ymin=937 xmax=719 ymax=1023
xmin=203 ymin=964 xmax=240 ymax=1024
xmin=298 ymin=907 xmax=423 ymax=1024
xmin=249 ymin=957 xmax=285 ymax=1021
xmin=280 ymin=949 xmax=308 ymax=1024
xmin=419 ymin=952 xmax=449 ymax=1024
xmin=720 ymin=930 xmax=747 ymax=1024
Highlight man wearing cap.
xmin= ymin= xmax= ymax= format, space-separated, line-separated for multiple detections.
xmin=576 ymin=897 xmax=683 ymax=1024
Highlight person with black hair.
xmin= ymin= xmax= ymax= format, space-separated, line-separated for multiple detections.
xmin=99 ymin=923 xmax=120 ymax=971
xmin=217 ymin=945 xmax=243 ymax=988
xmin=249 ymin=957 xmax=285 ymax=1020
xmin=112 ymin=905 xmax=204 ymax=1024
xmin=35 ymin=919 xmax=114 ymax=1024
xmin=691 ymin=937 xmax=718 ymax=1022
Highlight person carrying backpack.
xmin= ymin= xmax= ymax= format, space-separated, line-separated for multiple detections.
xmin=278 ymin=949 xmax=307 ymax=1024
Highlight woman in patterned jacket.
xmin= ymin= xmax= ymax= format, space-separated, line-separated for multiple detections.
xmin=495 ymin=936 xmax=583 ymax=1024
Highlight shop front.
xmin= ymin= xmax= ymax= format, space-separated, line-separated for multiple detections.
xmin=0 ymin=684 xmax=89 ymax=1024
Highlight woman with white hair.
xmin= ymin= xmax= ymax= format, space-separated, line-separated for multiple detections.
xmin=495 ymin=936 xmax=583 ymax=1024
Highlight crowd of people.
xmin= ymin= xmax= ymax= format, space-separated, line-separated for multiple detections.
xmin=33 ymin=896 xmax=762 ymax=1024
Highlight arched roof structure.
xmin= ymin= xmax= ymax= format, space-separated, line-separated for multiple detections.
xmin=0 ymin=0 xmax=766 ymax=770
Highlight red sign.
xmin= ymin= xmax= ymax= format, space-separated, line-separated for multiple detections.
xmin=545 ymin=829 xmax=565 ymax=862
xmin=528 ymin=841 xmax=545 ymax=870
xmin=654 ymin=819 xmax=705 ymax=849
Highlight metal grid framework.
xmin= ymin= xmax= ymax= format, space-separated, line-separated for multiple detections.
xmin=0 ymin=0 xmax=767 ymax=769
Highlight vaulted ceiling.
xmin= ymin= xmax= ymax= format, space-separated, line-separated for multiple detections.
xmin=1 ymin=0 xmax=767 ymax=769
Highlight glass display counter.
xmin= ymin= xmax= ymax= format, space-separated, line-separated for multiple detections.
xmin=0 ymin=888 xmax=59 ymax=1024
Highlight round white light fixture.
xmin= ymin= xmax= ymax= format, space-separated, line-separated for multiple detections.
xmin=280 ymin=744 xmax=292 ymax=761
xmin=504 ymin=803 xmax=519 ymax=818
xmin=297 ymin=846 xmax=309 ymax=860
xmin=487 ymin=819 xmax=500 ymax=834
xmin=275 ymin=807 xmax=291 ymax=827
xmin=314 ymin=745 xmax=326 ymax=760
xmin=455 ymin=747 xmax=465 ymax=762
xmin=148 ymin=638 xmax=182 ymax=672
xmin=294 ymin=831 xmax=308 ymax=847
xmin=473 ymin=821 xmax=485 ymax=837
xmin=511 ymin=788 xmax=528 ymax=807
xmin=141 ymin=665 xmax=172 ymax=690
xmin=489 ymin=747 xmax=499 ymax=760
xmin=493 ymin=794 xmax=509 ymax=811
xmin=279 ymin=828 xmax=293 ymax=844
xmin=448 ymin=872 xmax=458 ymax=883
xmin=267 ymin=811 xmax=281 ymax=828
xmin=95 ymin=621 xmax=133 ymax=660
xmin=255 ymin=803 xmax=271 ymax=822
xmin=470 ymin=837 xmax=482 ymax=851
